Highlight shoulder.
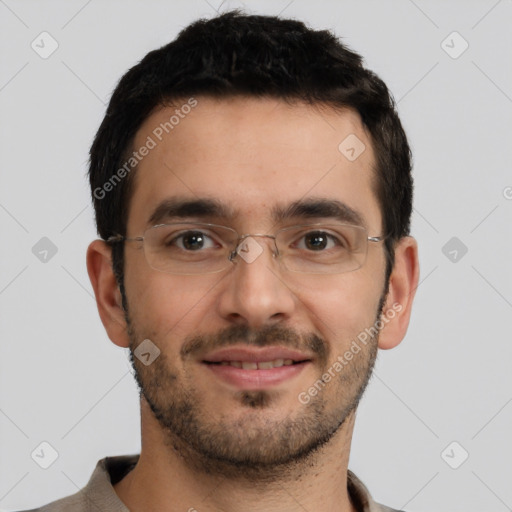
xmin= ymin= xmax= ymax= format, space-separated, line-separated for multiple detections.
xmin=13 ymin=455 xmax=138 ymax=512
xmin=347 ymin=469 xmax=407 ymax=512
xmin=14 ymin=491 xmax=87 ymax=512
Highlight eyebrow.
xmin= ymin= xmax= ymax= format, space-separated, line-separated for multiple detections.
xmin=148 ymin=197 xmax=366 ymax=229
xmin=148 ymin=197 xmax=236 ymax=225
xmin=271 ymin=198 xmax=366 ymax=228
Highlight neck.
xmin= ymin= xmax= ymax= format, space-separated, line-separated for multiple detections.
xmin=114 ymin=399 xmax=358 ymax=512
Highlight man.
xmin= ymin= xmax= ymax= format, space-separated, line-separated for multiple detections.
xmin=25 ymin=10 xmax=419 ymax=512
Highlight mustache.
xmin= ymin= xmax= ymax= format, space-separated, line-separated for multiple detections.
xmin=181 ymin=324 xmax=329 ymax=365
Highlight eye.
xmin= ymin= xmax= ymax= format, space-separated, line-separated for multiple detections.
xmin=295 ymin=230 xmax=343 ymax=251
xmin=169 ymin=230 xmax=218 ymax=251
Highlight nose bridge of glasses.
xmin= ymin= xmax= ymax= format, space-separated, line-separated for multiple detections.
xmin=230 ymin=233 xmax=279 ymax=264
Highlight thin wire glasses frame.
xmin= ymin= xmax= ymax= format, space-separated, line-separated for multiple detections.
xmin=106 ymin=221 xmax=386 ymax=275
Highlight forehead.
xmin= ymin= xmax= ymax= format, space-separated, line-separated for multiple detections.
xmin=127 ymin=96 xmax=381 ymax=232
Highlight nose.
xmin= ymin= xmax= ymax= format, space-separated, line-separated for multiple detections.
xmin=216 ymin=235 xmax=297 ymax=328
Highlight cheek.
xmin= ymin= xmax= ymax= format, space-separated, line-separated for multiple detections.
xmin=292 ymin=275 xmax=382 ymax=349
xmin=125 ymin=266 xmax=221 ymax=340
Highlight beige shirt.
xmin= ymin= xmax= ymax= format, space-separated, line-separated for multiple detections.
xmin=22 ymin=455 xmax=404 ymax=512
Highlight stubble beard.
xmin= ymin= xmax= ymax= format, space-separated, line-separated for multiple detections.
xmin=124 ymin=294 xmax=385 ymax=481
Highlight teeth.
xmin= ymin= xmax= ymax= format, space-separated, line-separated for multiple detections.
xmin=217 ymin=358 xmax=293 ymax=369
xmin=257 ymin=359 xmax=285 ymax=369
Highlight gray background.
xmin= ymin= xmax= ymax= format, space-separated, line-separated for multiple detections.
xmin=1 ymin=1 xmax=511 ymax=511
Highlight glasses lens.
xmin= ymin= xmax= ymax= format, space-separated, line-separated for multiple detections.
xmin=144 ymin=223 xmax=237 ymax=274
xmin=141 ymin=223 xmax=371 ymax=275
xmin=276 ymin=224 xmax=368 ymax=274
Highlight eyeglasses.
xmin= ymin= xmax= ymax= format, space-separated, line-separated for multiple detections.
xmin=107 ymin=222 xmax=385 ymax=275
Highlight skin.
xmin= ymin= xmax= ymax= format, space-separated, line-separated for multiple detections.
xmin=87 ymin=97 xmax=419 ymax=512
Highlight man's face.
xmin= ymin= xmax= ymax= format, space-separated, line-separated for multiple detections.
xmin=122 ymin=97 xmax=388 ymax=473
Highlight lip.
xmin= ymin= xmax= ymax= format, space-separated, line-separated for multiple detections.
xmin=204 ymin=361 xmax=311 ymax=389
xmin=202 ymin=346 xmax=312 ymax=364
xmin=202 ymin=346 xmax=313 ymax=390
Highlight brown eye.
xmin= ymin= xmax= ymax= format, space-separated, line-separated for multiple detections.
xmin=304 ymin=232 xmax=329 ymax=250
xmin=166 ymin=230 xmax=216 ymax=251
xmin=296 ymin=231 xmax=342 ymax=251
xmin=181 ymin=231 xmax=207 ymax=250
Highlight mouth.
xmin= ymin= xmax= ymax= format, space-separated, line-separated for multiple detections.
xmin=202 ymin=347 xmax=313 ymax=390
xmin=206 ymin=358 xmax=306 ymax=369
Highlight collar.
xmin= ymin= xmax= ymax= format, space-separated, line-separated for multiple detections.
xmin=81 ymin=455 xmax=394 ymax=512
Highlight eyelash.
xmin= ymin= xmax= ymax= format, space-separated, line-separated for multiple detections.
xmin=168 ymin=230 xmax=345 ymax=251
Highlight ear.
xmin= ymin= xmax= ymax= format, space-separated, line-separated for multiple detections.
xmin=86 ymin=240 xmax=130 ymax=348
xmin=378 ymin=236 xmax=420 ymax=350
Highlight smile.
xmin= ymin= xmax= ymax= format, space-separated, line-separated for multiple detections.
xmin=207 ymin=358 xmax=300 ymax=369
